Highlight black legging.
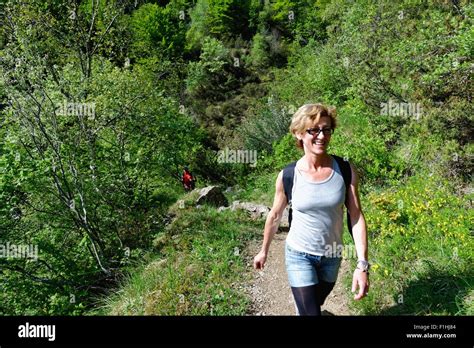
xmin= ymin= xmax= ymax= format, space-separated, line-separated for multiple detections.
xmin=291 ymin=281 xmax=336 ymax=316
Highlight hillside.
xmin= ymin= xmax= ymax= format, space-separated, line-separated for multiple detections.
xmin=0 ymin=0 xmax=472 ymax=317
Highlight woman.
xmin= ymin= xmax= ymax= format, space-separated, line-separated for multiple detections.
xmin=253 ymin=103 xmax=369 ymax=315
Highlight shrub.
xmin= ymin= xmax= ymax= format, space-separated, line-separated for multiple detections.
xmin=354 ymin=173 xmax=473 ymax=315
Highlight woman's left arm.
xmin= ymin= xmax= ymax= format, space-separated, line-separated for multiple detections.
xmin=346 ymin=162 xmax=369 ymax=300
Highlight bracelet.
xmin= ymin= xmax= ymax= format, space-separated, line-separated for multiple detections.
xmin=356 ymin=260 xmax=370 ymax=272
xmin=356 ymin=266 xmax=369 ymax=271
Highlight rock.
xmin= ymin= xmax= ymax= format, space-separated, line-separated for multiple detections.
xmin=196 ymin=186 xmax=229 ymax=207
xmin=256 ymin=205 xmax=271 ymax=219
xmin=280 ymin=207 xmax=290 ymax=227
xmin=230 ymin=200 xmax=270 ymax=219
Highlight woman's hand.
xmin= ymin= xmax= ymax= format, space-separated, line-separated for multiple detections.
xmin=352 ymin=269 xmax=369 ymax=300
xmin=253 ymin=250 xmax=267 ymax=270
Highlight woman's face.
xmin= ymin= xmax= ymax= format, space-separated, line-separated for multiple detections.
xmin=297 ymin=116 xmax=333 ymax=156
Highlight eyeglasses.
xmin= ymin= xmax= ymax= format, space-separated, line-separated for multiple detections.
xmin=306 ymin=127 xmax=334 ymax=136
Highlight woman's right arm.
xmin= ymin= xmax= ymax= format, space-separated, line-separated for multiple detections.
xmin=253 ymin=170 xmax=288 ymax=270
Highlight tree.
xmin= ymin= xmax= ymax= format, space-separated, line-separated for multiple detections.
xmin=130 ymin=2 xmax=188 ymax=60
xmin=0 ymin=0 xmax=205 ymax=314
xmin=186 ymin=0 xmax=252 ymax=52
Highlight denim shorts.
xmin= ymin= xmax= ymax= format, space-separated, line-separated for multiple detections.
xmin=285 ymin=243 xmax=342 ymax=287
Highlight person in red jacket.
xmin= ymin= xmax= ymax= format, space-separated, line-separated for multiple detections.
xmin=181 ymin=166 xmax=196 ymax=191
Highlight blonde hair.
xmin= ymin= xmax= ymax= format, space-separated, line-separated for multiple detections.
xmin=289 ymin=103 xmax=337 ymax=148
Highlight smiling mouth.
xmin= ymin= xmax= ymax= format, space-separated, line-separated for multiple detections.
xmin=312 ymin=141 xmax=325 ymax=146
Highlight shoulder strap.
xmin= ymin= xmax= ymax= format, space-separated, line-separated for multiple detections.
xmin=282 ymin=161 xmax=297 ymax=204
xmin=332 ymin=155 xmax=351 ymax=195
xmin=282 ymin=161 xmax=297 ymax=228
xmin=332 ymin=155 xmax=353 ymax=239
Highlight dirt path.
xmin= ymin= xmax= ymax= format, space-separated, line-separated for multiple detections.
xmin=245 ymin=229 xmax=354 ymax=316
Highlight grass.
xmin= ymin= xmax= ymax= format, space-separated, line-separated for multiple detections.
xmin=90 ymin=200 xmax=263 ymax=315
xmin=347 ymin=172 xmax=474 ymax=315
xmin=90 ymin=166 xmax=473 ymax=316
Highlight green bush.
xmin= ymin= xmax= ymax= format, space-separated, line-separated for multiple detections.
xmin=186 ymin=37 xmax=231 ymax=97
xmin=186 ymin=0 xmax=252 ymax=52
xmin=236 ymin=96 xmax=294 ymax=154
xmin=271 ymin=40 xmax=350 ymax=106
xmin=130 ymin=2 xmax=188 ymax=59
xmin=354 ymin=173 xmax=473 ymax=315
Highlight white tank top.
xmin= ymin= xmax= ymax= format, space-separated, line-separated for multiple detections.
xmin=286 ymin=156 xmax=346 ymax=256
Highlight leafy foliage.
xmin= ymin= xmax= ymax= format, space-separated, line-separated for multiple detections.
xmin=186 ymin=0 xmax=252 ymax=52
xmin=0 ymin=0 xmax=471 ymax=316
xmin=130 ymin=2 xmax=188 ymax=60
xmin=0 ymin=0 xmax=203 ymax=314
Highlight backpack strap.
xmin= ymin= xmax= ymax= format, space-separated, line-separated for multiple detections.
xmin=332 ymin=155 xmax=353 ymax=239
xmin=283 ymin=161 xmax=297 ymax=203
xmin=282 ymin=161 xmax=297 ymax=227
